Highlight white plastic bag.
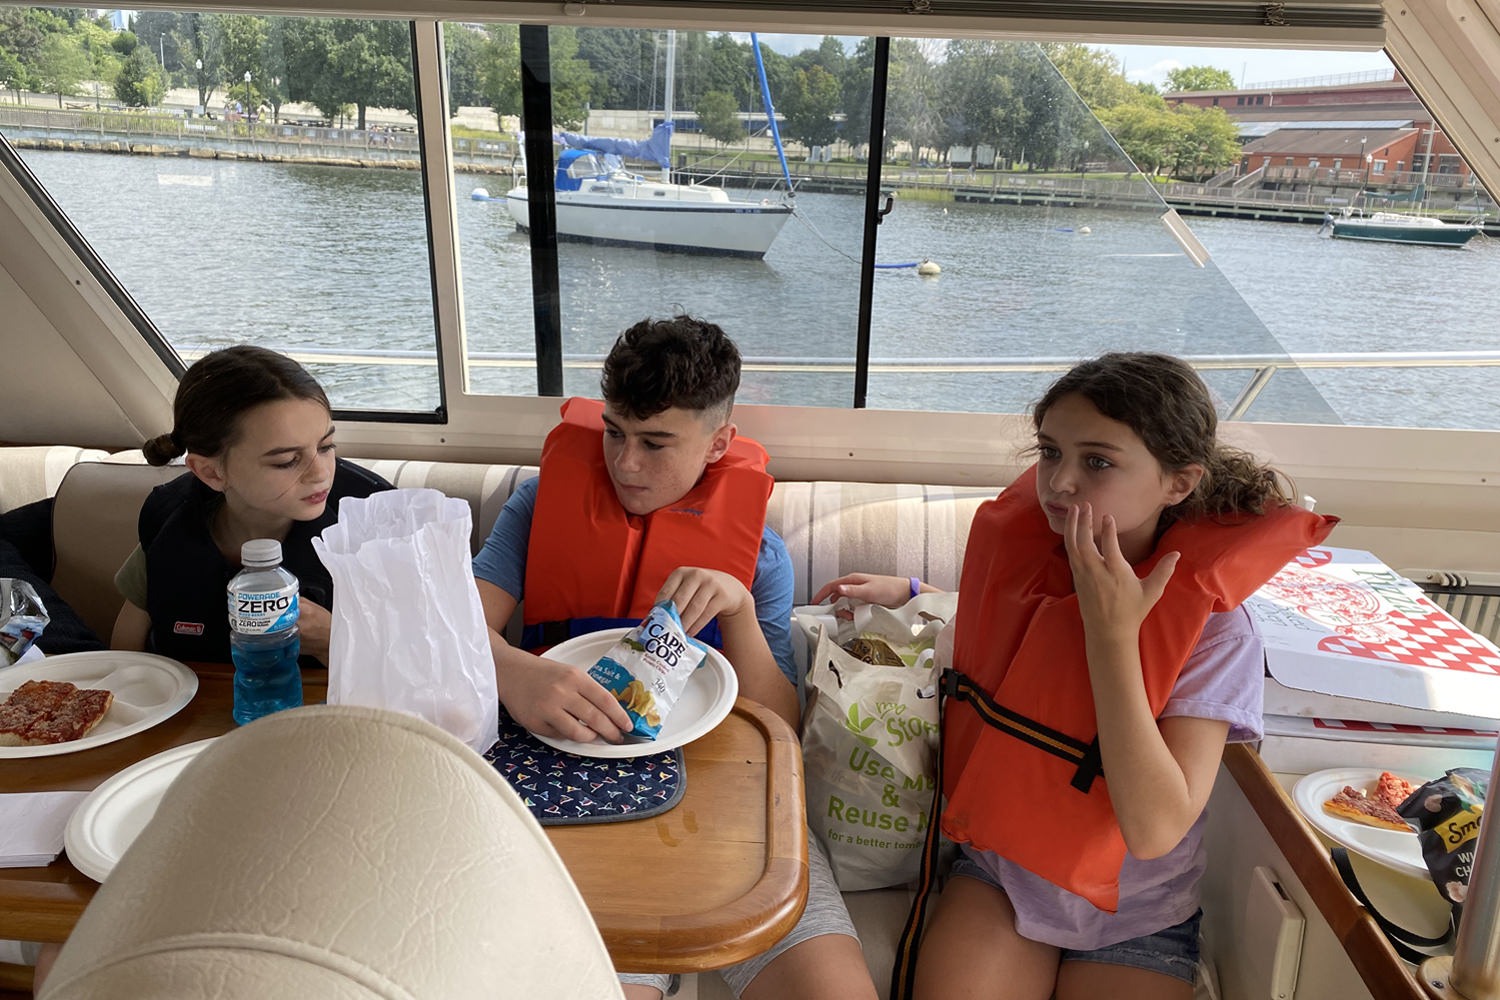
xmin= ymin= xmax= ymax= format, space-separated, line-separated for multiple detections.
xmin=795 ymin=593 xmax=956 ymax=890
xmin=312 ymin=488 xmax=498 ymax=752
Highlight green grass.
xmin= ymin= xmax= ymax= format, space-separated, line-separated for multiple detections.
xmin=451 ymin=124 xmax=509 ymax=140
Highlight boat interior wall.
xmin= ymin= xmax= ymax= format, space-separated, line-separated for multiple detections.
xmin=1383 ymin=0 xmax=1500 ymax=207
xmin=0 ymin=161 xmax=174 ymax=450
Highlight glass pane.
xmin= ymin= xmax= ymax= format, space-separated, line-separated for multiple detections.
xmin=1 ymin=7 xmax=440 ymax=412
xmin=444 ymin=21 xmax=541 ymax=397
xmin=539 ymin=27 xmax=865 ymax=405
xmin=867 ymin=39 xmax=1338 ymax=424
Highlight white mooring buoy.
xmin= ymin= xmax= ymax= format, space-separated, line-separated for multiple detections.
xmin=917 ymin=259 xmax=942 ymax=276
xmin=1078 ymin=225 xmax=1092 ymax=234
xmin=471 ymin=187 xmax=491 ymax=200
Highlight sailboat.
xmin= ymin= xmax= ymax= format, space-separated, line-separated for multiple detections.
xmin=503 ymin=31 xmax=794 ymax=258
xmin=1330 ymin=183 xmax=1482 ymax=247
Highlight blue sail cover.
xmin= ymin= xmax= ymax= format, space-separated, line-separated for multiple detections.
xmin=553 ymin=122 xmax=674 ymax=169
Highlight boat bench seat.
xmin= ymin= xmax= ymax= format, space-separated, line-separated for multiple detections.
xmin=0 ymin=444 xmax=1002 ymax=999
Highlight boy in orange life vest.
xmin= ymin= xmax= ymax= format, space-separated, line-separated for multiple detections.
xmin=817 ymin=354 xmax=1334 ymax=1000
xmin=472 ymin=316 xmax=878 ymax=1000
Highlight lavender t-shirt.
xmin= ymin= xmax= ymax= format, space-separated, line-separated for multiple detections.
xmin=953 ymin=605 xmax=1265 ymax=950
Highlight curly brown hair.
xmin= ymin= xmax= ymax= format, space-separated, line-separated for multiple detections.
xmin=600 ymin=315 xmax=740 ymax=423
xmin=1033 ymin=352 xmax=1292 ymax=525
xmin=142 ymin=346 xmax=329 ymax=466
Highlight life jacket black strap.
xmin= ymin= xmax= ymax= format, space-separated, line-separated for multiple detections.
xmin=890 ymin=667 xmax=1105 ymax=1000
xmin=943 ymin=668 xmax=1104 ymax=793
xmin=890 ymin=677 xmax=949 ymax=1000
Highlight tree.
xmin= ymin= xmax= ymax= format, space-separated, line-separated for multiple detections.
xmin=443 ymin=23 xmax=485 ymax=111
xmin=885 ymin=38 xmax=943 ymax=165
xmin=1041 ymin=43 xmax=1139 ymax=111
xmin=174 ymin=12 xmax=224 ymax=111
xmin=1173 ymin=103 xmax=1241 ymax=179
xmin=695 ymin=89 xmax=742 ymax=147
xmin=781 ymin=63 xmax=840 ymax=150
xmin=113 ymin=45 xmax=165 ymax=107
xmin=218 ymin=14 xmax=267 ymax=113
xmin=478 ymin=23 xmax=520 ymax=131
xmin=839 ymin=37 xmax=876 ymax=156
xmin=704 ymin=32 xmax=753 ymax=111
xmin=34 ymin=34 xmax=89 ymax=107
xmin=1097 ymin=100 xmax=1181 ymax=174
xmin=1165 ymin=65 xmax=1236 ymax=93
xmin=547 ymin=25 xmax=594 ymax=130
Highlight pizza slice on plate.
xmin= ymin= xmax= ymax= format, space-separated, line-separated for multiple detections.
xmin=1323 ymin=784 xmax=1413 ymax=833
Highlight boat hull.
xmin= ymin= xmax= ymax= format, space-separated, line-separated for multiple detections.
xmin=505 ymin=188 xmax=792 ymax=258
xmin=1330 ymin=220 xmax=1479 ymax=247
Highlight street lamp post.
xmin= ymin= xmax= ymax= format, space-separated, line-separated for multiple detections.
xmin=243 ymin=70 xmax=252 ymax=121
xmin=1365 ymin=152 xmax=1373 ymax=187
xmin=1360 ymin=135 xmax=1368 ymax=185
xmin=194 ymin=58 xmax=202 ymax=117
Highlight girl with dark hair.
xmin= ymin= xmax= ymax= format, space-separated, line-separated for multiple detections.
xmin=815 ymin=353 xmax=1336 ymax=1000
xmin=112 ymin=346 xmax=390 ymax=664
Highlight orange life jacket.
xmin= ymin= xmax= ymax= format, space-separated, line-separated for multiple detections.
xmin=942 ymin=464 xmax=1336 ymax=912
xmin=522 ymin=397 xmax=773 ymax=651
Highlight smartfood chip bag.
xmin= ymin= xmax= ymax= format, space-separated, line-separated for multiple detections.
xmin=589 ymin=601 xmax=708 ymax=740
xmin=1397 ymin=767 xmax=1490 ymax=927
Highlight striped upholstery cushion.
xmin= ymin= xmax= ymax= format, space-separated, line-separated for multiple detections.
xmin=765 ymin=482 xmax=999 ymax=606
xmin=348 ymin=459 xmax=538 ymax=556
xmin=0 ymin=446 xmax=111 ymax=513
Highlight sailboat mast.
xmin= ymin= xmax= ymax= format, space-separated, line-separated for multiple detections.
xmin=662 ymin=29 xmax=676 ymax=184
xmin=750 ymin=33 xmax=795 ymax=200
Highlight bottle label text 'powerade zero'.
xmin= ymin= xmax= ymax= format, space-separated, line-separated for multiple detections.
xmin=228 ymin=584 xmax=299 ymax=634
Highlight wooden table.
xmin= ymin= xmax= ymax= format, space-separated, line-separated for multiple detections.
xmin=0 ymin=665 xmax=809 ymax=974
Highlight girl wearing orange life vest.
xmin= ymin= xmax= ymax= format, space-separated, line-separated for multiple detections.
xmin=815 ymin=353 xmax=1335 ymax=1000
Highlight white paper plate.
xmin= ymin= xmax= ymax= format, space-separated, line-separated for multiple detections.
xmin=0 ymin=651 xmax=199 ymax=758
xmin=537 ymin=628 xmax=738 ymax=758
xmin=1292 ymin=767 xmax=1428 ymax=879
xmin=65 ymin=738 xmax=216 ymax=882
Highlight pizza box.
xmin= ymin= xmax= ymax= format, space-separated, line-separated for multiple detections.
xmin=1246 ymin=546 xmax=1500 ymax=729
xmin=1258 ymin=714 xmax=1496 ymax=777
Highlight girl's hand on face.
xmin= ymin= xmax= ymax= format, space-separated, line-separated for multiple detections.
xmin=1064 ymin=503 xmax=1179 ymax=640
xmin=810 ymin=573 xmax=915 ymax=608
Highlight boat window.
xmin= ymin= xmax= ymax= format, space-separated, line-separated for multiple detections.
xmin=861 ymin=38 xmax=1334 ymax=421
xmin=5 ymin=15 xmax=1499 ymax=429
xmin=464 ymin=24 xmax=869 ymax=406
xmin=0 ymin=7 xmax=444 ymax=416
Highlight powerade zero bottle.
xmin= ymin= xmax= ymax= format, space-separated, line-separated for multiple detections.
xmin=228 ymin=538 xmax=303 ymax=725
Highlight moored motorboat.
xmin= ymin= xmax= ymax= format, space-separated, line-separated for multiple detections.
xmin=1330 ymin=210 xmax=1480 ymax=247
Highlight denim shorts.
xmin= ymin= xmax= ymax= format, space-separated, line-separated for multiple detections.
xmin=947 ymin=854 xmax=1201 ymax=984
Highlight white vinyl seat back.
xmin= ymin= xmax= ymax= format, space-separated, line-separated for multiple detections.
xmin=40 ymin=705 xmax=623 ymax=1000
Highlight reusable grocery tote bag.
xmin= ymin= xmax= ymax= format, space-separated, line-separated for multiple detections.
xmin=313 ymin=488 xmax=499 ymax=752
xmin=797 ymin=594 xmax=955 ymax=890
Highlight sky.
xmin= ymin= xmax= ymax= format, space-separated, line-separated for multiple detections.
xmin=1097 ymin=44 xmax=1395 ymax=89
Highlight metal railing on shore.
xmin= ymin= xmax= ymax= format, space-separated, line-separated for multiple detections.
xmin=180 ymin=346 xmax=1500 ymax=420
xmin=0 ymin=105 xmax=519 ymax=163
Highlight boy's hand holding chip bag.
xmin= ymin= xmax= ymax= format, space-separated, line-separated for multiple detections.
xmin=656 ymin=566 xmax=754 ymax=636
xmin=589 ymin=600 xmax=708 ymax=741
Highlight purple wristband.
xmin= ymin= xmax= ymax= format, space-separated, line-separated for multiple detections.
xmin=909 ymin=576 xmax=921 ymax=600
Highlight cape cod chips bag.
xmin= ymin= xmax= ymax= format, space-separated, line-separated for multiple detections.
xmin=589 ymin=601 xmax=708 ymax=740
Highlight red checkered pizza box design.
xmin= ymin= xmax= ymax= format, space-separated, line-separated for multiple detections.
xmin=1246 ymin=546 xmax=1500 ymax=720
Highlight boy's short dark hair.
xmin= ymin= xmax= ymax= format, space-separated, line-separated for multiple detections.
xmin=601 ymin=315 xmax=740 ymax=423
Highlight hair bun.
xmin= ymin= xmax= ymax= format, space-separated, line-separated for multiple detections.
xmin=142 ymin=432 xmax=183 ymax=466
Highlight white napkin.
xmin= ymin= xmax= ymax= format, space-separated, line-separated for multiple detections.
xmin=0 ymin=791 xmax=88 ymax=867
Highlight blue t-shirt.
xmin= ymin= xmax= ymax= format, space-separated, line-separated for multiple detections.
xmin=473 ymin=477 xmax=798 ymax=686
